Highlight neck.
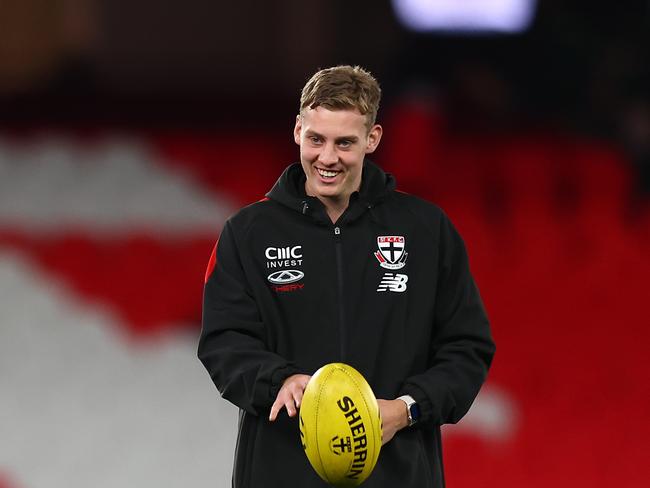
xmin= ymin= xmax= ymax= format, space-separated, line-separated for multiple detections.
xmin=319 ymin=196 xmax=348 ymax=224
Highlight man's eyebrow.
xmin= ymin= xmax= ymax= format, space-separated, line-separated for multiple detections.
xmin=304 ymin=130 xmax=359 ymax=143
xmin=335 ymin=135 xmax=359 ymax=143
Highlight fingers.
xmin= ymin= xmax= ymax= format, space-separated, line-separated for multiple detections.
xmin=270 ymin=396 xmax=296 ymax=420
xmin=269 ymin=396 xmax=292 ymax=422
xmin=293 ymin=382 xmax=305 ymax=409
xmin=268 ymin=398 xmax=282 ymax=422
xmin=269 ymin=374 xmax=310 ymax=422
xmin=269 ymin=387 xmax=300 ymax=421
xmin=286 ymin=397 xmax=298 ymax=417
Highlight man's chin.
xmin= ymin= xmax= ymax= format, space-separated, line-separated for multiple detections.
xmin=309 ymin=182 xmax=339 ymax=197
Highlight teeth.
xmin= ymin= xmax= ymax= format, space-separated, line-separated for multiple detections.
xmin=317 ymin=169 xmax=338 ymax=178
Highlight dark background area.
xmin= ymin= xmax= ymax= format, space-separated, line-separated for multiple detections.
xmin=2 ymin=1 xmax=649 ymax=194
xmin=0 ymin=1 xmax=647 ymax=130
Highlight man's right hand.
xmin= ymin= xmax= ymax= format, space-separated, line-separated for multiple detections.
xmin=269 ymin=374 xmax=311 ymax=421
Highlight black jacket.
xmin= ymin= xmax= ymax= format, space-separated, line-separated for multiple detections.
xmin=199 ymin=161 xmax=495 ymax=487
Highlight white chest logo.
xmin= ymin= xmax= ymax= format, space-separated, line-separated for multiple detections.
xmin=265 ymin=246 xmax=302 ymax=260
xmin=374 ymin=236 xmax=408 ymax=270
xmin=265 ymin=244 xmax=304 ymax=270
xmin=377 ymin=273 xmax=408 ymax=292
xmin=268 ymin=269 xmax=304 ymax=284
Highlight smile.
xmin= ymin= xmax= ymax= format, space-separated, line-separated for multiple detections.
xmin=317 ymin=168 xmax=340 ymax=178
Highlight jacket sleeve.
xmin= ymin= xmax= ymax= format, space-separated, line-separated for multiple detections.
xmin=198 ymin=220 xmax=303 ymax=416
xmin=400 ymin=212 xmax=495 ymax=425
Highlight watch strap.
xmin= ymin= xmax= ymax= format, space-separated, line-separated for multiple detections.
xmin=397 ymin=394 xmax=419 ymax=426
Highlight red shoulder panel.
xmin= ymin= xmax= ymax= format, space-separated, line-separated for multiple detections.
xmin=204 ymin=240 xmax=218 ymax=284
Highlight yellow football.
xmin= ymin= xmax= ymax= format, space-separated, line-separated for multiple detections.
xmin=299 ymin=363 xmax=382 ymax=487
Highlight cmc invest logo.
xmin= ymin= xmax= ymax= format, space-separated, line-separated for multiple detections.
xmin=265 ymin=246 xmax=302 ymax=260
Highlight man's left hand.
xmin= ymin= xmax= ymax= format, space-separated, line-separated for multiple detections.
xmin=377 ymin=398 xmax=409 ymax=445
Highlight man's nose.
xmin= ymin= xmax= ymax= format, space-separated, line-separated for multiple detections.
xmin=318 ymin=143 xmax=338 ymax=165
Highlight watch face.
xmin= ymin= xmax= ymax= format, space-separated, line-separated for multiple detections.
xmin=410 ymin=403 xmax=421 ymax=421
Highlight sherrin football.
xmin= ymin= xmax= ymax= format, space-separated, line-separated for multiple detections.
xmin=299 ymin=363 xmax=382 ymax=487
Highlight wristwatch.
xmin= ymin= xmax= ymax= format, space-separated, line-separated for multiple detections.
xmin=397 ymin=395 xmax=421 ymax=426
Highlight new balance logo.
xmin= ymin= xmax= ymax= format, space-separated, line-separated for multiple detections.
xmin=377 ymin=273 xmax=408 ymax=292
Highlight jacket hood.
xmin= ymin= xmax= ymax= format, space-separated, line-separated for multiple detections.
xmin=266 ymin=160 xmax=396 ymax=223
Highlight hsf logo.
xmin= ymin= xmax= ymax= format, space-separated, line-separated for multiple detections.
xmin=374 ymin=236 xmax=408 ymax=270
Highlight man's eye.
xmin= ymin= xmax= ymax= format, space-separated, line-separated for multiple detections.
xmin=338 ymin=140 xmax=351 ymax=148
xmin=310 ymin=136 xmax=321 ymax=144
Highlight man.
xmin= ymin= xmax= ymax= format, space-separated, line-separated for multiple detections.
xmin=199 ymin=65 xmax=495 ymax=487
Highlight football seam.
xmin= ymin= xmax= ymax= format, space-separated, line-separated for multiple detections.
xmin=338 ymin=365 xmax=380 ymax=477
xmin=315 ymin=366 xmax=337 ymax=483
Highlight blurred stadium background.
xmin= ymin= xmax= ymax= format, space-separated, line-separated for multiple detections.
xmin=1 ymin=1 xmax=649 ymax=487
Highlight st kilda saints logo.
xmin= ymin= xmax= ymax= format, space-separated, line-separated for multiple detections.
xmin=374 ymin=235 xmax=408 ymax=270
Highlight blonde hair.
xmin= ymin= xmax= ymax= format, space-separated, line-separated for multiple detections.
xmin=300 ymin=65 xmax=381 ymax=130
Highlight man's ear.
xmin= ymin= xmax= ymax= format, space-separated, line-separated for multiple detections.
xmin=365 ymin=124 xmax=383 ymax=154
xmin=293 ymin=115 xmax=302 ymax=145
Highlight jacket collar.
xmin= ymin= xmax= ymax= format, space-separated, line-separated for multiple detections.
xmin=266 ymin=160 xmax=396 ymax=224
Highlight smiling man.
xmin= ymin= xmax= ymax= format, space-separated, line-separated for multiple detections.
xmin=294 ymin=73 xmax=383 ymax=223
xmin=199 ymin=66 xmax=495 ymax=487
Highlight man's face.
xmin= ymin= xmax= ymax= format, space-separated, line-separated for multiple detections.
xmin=294 ymin=106 xmax=382 ymax=205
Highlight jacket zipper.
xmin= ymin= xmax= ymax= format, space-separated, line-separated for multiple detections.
xmin=333 ymin=225 xmax=347 ymax=361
